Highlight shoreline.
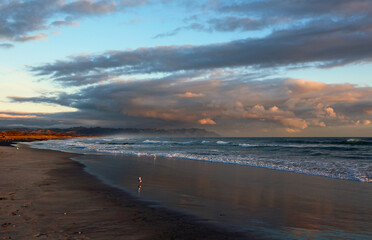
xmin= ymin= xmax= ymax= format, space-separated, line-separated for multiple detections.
xmin=27 ymin=136 xmax=372 ymax=183
xmin=0 ymin=144 xmax=252 ymax=239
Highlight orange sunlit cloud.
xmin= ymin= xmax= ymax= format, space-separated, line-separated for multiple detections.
xmin=198 ymin=118 xmax=216 ymax=125
xmin=175 ymin=92 xmax=205 ymax=98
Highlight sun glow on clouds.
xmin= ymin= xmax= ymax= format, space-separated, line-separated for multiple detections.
xmin=325 ymin=107 xmax=337 ymax=118
xmin=1 ymin=102 xmax=78 ymax=114
xmin=0 ymin=66 xmax=77 ymax=114
xmin=354 ymin=120 xmax=372 ymax=126
xmin=0 ymin=113 xmax=38 ymax=119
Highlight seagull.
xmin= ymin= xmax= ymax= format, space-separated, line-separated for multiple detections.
xmin=138 ymin=177 xmax=143 ymax=194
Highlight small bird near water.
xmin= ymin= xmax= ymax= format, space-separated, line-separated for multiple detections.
xmin=137 ymin=177 xmax=143 ymax=193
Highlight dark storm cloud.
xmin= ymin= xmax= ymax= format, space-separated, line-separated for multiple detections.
xmin=31 ymin=15 xmax=372 ymax=86
xmin=0 ymin=0 xmax=147 ymax=43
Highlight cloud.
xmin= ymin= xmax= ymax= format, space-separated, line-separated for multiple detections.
xmin=0 ymin=113 xmax=38 ymax=119
xmin=153 ymin=16 xmax=275 ymax=38
xmin=9 ymin=73 xmax=372 ymax=134
xmin=0 ymin=0 xmax=148 ymax=43
xmin=220 ymin=0 xmax=372 ymax=18
xmin=13 ymin=33 xmax=48 ymax=42
xmin=206 ymin=16 xmax=275 ymax=32
xmin=9 ymin=92 xmax=74 ymax=107
xmin=0 ymin=43 xmax=13 ymax=49
xmin=154 ymin=0 xmax=372 ymax=37
xmin=51 ymin=19 xmax=79 ymax=27
xmin=175 ymin=92 xmax=204 ymax=98
xmin=285 ymin=128 xmax=301 ymax=133
xmin=285 ymin=79 xmax=326 ymax=94
xmin=60 ymin=0 xmax=118 ymax=15
xmin=198 ymin=118 xmax=216 ymax=125
xmin=324 ymin=107 xmax=337 ymax=118
xmin=31 ymin=14 xmax=372 ymax=86
xmin=280 ymin=118 xmax=308 ymax=130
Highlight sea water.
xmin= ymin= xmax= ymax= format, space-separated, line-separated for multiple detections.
xmin=30 ymin=137 xmax=372 ymax=182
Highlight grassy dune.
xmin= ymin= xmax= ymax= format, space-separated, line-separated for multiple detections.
xmin=0 ymin=131 xmax=85 ymax=146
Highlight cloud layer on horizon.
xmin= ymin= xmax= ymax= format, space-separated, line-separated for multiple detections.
xmin=8 ymin=73 xmax=372 ymax=135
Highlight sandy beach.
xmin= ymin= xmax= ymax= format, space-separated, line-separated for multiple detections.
xmin=0 ymin=145 xmax=250 ymax=240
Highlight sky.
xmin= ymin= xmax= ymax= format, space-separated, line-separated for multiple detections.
xmin=0 ymin=0 xmax=372 ymax=137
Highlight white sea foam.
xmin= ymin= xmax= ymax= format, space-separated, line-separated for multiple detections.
xmin=345 ymin=138 xmax=370 ymax=144
xmin=143 ymin=140 xmax=169 ymax=144
xmin=238 ymin=144 xmax=257 ymax=147
xmin=216 ymin=140 xmax=229 ymax=145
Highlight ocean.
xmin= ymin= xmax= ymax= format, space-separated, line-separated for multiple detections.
xmin=28 ymin=137 xmax=372 ymax=239
xmin=30 ymin=137 xmax=372 ymax=182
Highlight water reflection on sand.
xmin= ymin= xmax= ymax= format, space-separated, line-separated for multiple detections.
xmin=78 ymin=154 xmax=372 ymax=239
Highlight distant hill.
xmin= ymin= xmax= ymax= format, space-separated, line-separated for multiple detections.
xmin=0 ymin=127 xmax=220 ymax=138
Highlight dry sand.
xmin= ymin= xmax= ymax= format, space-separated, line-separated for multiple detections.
xmin=0 ymin=145 xmax=251 ymax=240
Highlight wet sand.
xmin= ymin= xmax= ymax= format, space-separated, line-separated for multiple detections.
xmin=0 ymin=145 xmax=250 ymax=239
xmin=76 ymin=153 xmax=372 ymax=239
